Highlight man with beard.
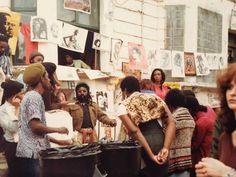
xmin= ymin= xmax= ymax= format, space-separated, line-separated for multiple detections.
xmin=67 ymin=82 xmax=117 ymax=144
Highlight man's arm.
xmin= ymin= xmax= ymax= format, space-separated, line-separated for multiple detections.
xmin=29 ymin=118 xmax=69 ymax=136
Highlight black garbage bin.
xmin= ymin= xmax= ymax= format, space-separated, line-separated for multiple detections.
xmin=99 ymin=141 xmax=141 ymax=177
xmin=39 ymin=143 xmax=101 ymax=177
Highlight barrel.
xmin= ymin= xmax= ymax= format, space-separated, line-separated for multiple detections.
xmin=99 ymin=141 xmax=141 ymax=177
xmin=39 ymin=143 xmax=101 ymax=177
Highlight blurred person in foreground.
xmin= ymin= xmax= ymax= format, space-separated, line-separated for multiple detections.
xmin=116 ymin=76 xmax=175 ymax=177
xmin=195 ymin=63 xmax=236 ymax=177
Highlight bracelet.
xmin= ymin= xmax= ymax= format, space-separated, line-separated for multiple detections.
xmin=224 ymin=168 xmax=236 ymax=177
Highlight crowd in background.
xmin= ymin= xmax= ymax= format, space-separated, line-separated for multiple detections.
xmin=0 ymin=31 xmax=235 ymax=177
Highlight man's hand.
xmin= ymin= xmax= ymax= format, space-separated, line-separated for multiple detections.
xmin=57 ymin=127 xmax=69 ymax=134
xmin=109 ymin=119 xmax=117 ymax=127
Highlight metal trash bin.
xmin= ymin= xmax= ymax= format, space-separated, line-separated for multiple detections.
xmin=100 ymin=141 xmax=141 ymax=177
xmin=39 ymin=143 xmax=101 ymax=177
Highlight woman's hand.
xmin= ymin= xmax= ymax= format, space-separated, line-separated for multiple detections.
xmin=195 ymin=157 xmax=234 ymax=177
xmin=156 ymin=147 xmax=169 ymax=164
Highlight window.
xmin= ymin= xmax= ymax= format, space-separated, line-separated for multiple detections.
xmin=11 ymin=0 xmax=37 ymax=23
xmin=197 ymin=7 xmax=222 ymax=53
xmin=165 ymin=5 xmax=185 ymax=51
xmin=57 ymin=0 xmax=99 ymax=31
xmin=57 ymin=0 xmax=100 ymax=69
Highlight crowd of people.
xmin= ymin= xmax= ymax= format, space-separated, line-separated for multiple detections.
xmin=0 ymin=29 xmax=236 ymax=176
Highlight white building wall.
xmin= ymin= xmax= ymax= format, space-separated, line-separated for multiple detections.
xmin=37 ymin=0 xmax=58 ymax=64
xmin=0 ymin=0 xmax=236 ymax=75
xmin=100 ymin=0 xmax=235 ymax=79
xmin=0 ymin=0 xmax=10 ymax=9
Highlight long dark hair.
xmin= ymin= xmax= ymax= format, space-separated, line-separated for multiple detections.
xmin=217 ymin=63 xmax=236 ymax=134
xmin=150 ymin=68 xmax=166 ymax=85
xmin=184 ymin=96 xmax=207 ymax=118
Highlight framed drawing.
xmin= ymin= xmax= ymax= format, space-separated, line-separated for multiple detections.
xmin=184 ymin=52 xmax=196 ymax=76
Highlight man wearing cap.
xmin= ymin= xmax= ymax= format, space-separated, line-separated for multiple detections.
xmin=16 ymin=50 xmax=44 ymax=90
xmin=67 ymin=82 xmax=116 ymax=144
xmin=29 ymin=51 xmax=44 ymax=64
xmin=16 ymin=63 xmax=70 ymax=177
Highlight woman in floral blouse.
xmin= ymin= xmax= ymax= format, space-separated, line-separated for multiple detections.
xmin=116 ymin=76 xmax=176 ymax=177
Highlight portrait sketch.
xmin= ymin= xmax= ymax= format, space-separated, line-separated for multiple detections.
xmin=206 ymin=54 xmax=218 ymax=70
xmin=171 ymin=51 xmax=185 ymax=78
xmin=31 ymin=16 xmax=48 ymax=42
xmin=110 ymin=38 xmax=123 ymax=63
xmin=48 ymin=20 xmax=62 ymax=44
xmin=64 ymin=0 xmax=91 ymax=14
xmin=92 ymin=32 xmax=110 ymax=51
xmin=146 ymin=48 xmax=158 ymax=71
xmin=217 ymin=55 xmax=227 ymax=69
xmin=184 ymin=52 xmax=196 ymax=76
xmin=0 ymin=10 xmax=20 ymax=54
xmin=60 ymin=23 xmax=88 ymax=53
xmin=128 ymin=42 xmax=147 ymax=70
xmin=156 ymin=50 xmax=172 ymax=70
xmin=195 ymin=53 xmax=210 ymax=76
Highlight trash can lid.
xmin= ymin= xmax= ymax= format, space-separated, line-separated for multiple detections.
xmin=39 ymin=143 xmax=101 ymax=159
xmin=100 ymin=140 xmax=142 ymax=150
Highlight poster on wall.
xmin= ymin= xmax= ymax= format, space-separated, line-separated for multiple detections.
xmin=146 ymin=48 xmax=158 ymax=73
xmin=195 ymin=53 xmax=210 ymax=76
xmin=92 ymin=32 xmax=110 ymax=51
xmin=47 ymin=20 xmax=63 ymax=44
xmin=217 ymin=55 xmax=227 ymax=70
xmin=230 ymin=9 xmax=236 ymax=30
xmin=64 ymin=0 xmax=91 ymax=14
xmin=122 ymin=62 xmax=141 ymax=81
xmin=128 ymin=42 xmax=148 ymax=70
xmin=110 ymin=38 xmax=123 ymax=63
xmin=96 ymin=90 xmax=114 ymax=112
xmin=206 ymin=54 xmax=218 ymax=70
xmin=156 ymin=50 xmax=172 ymax=70
xmin=31 ymin=16 xmax=48 ymax=42
xmin=0 ymin=9 xmax=20 ymax=55
xmin=59 ymin=23 xmax=88 ymax=53
xmin=184 ymin=52 xmax=196 ymax=76
xmin=171 ymin=51 xmax=185 ymax=78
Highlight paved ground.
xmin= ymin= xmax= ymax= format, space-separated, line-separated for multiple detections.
xmin=0 ymin=153 xmax=8 ymax=177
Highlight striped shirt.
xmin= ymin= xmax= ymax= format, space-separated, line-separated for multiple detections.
xmin=0 ymin=55 xmax=12 ymax=77
xmin=168 ymin=107 xmax=195 ymax=174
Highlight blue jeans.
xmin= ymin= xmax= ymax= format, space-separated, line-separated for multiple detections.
xmin=169 ymin=171 xmax=190 ymax=177
xmin=17 ymin=157 xmax=40 ymax=177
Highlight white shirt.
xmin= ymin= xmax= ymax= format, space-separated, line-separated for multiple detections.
xmin=0 ymin=101 xmax=18 ymax=142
